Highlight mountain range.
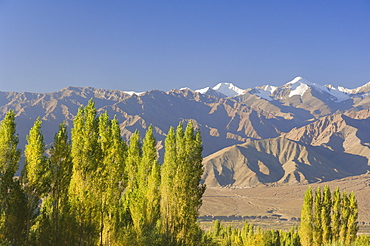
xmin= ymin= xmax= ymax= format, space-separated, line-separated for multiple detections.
xmin=1 ymin=76 xmax=370 ymax=186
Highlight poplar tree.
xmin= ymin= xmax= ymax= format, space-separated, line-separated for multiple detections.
xmin=172 ymin=121 xmax=205 ymax=245
xmin=97 ymin=112 xmax=111 ymax=245
xmin=299 ymin=187 xmax=313 ymax=246
xmin=48 ymin=122 xmax=74 ymax=245
xmin=28 ymin=122 xmax=74 ymax=246
xmin=0 ymin=110 xmax=26 ymax=244
xmin=339 ymin=191 xmax=350 ymax=242
xmin=321 ymin=185 xmax=332 ymax=244
xmin=104 ymin=116 xmax=127 ymax=244
xmin=160 ymin=126 xmax=177 ymax=243
xmin=23 ymin=117 xmax=50 ymax=243
xmin=24 ymin=117 xmax=50 ymax=196
xmin=0 ymin=110 xmax=21 ymax=211
xmin=141 ymin=125 xmax=161 ymax=241
xmin=346 ymin=191 xmax=358 ymax=244
xmin=124 ymin=130 xmax=142 ymax=240
xmin=331 ymin=187 xmax=341 ymax=241
xmin=68 ymin=99 xmax=101 ymax=245
xmin=313 ymin=187 xmax=322 ymax=246
xmin=125 ymin=126 xmax=161 ymax=244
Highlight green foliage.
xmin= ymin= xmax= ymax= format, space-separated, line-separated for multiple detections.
xmin=313 ymin=187 xmax=322 ymax=246
xmin=0 ymin=180 xmax=28 ymax=245
xmin=124 ymin=125 xmax=161 ymax=245
xmin=205 ymin=220 xmax=300 ymax=246
xmin=300 ymin=186 xmax=359 ymax=246
xmin=299 ymin=186 xmax=313 ymax=246
xmin=22 ymin=117 xmax=51 ymax=244
xmin=24 ymin=117 xmax=50 ymax=196
xmin=0 ymin=110 xmax=26 ymax=244
xmin=331 ymin=187 xmax=341 ymax=240
xmin=346 ymin=192 xmax=359 ymax=245
xmin=69 ymin=99 xmax=102 ymax=245
xmin=321 ymin=186 xmax=332 ymax=244
xmin=0 ymin=109 xmax=21 ymax=199
xmin=160 ymin=121 xmax=205 ymax=245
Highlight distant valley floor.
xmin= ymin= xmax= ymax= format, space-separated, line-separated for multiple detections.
xmin=200 ymin=173 xmax=370 ymax=224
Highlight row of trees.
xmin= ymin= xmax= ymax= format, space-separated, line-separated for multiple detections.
xmin=299 ymin=186 xmax=359 ymax=246
xmin=0 ymin=100 xmax=205 ymax=245
xmin=204 ymin=220 xmax=300 ymax=246
xmin=205 ymin=219 xmax=369 ymax=246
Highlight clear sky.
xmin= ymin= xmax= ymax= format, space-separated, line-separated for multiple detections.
xmin=0 ymin=1 xmax=369 ymax=93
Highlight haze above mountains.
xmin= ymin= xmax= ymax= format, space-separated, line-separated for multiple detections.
xmin=1 ymin=76 xmax=370 ymax=187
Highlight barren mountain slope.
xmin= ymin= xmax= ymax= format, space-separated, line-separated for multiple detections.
xmin=202 ymin=137 xmax=369 ymax=187
xmin=285 ymin=110 xmax=370 ymax=160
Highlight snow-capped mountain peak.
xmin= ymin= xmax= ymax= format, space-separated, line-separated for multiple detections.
xmin=211 ymin=82 xmax=245 ymax=97
xmin=285 ymin=77 xmax=312 ymax=97
xmin=282 ymin=76 xmax=349 ymax=102
xmin=286 ymin=76 xmax=311 ymax=85
xmin=195 ymin=82 xmax=245 ymax=97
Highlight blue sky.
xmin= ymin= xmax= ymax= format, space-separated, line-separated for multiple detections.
xmin=0 ymin=1 xmax=369 ymax=93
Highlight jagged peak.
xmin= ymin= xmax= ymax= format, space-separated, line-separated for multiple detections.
xmin=286 ymin=76 xmax=311 ymax=85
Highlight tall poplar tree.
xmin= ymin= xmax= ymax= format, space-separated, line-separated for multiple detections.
xmin=24 ymin=117 xmax=50 ymax=197
xmin=48 ymin=122 xmax=74 ymax=245
xmin=97 ymin=112 xmax=128 ymax=245
xmin=124 ymin=130 xmax=142 ymax=240
xmin=23 ymin=117 xmax=50 ymax=244
xmin=346 ymin=191 xmax=358 ymax=244
xmin=313 ymin=187 xmax=322 ymax=246
xmin=125 ymin=126 xmax=161 ymax=244
xmin=299 ymin=187 xmax=313 ymax=246
xmin=0 ymin=110 xmax=21 ymax=212
xmin=160 ymin=126 xmax=177 ymax=243
xmin=0 ymin=110 xmax=26 ymax=244
xmin=97 ymin=112 xmax=111 ymax=246
xmin=339 ymin=191 xmax=350 ymax=242
xmin=29 ymin=122 xmax=75 ymax=246
xmin=331 ymin=187 xmax=341 ymax=241
xmin=104 ymin=116 xmax=127 ymax=244
xmin=163 ymin=121 xmax=205 ymax=245
xmin=68 ymin=99 xmax=101 ymax=245
xmin=321 ymin=186 xmax=332 ymax=244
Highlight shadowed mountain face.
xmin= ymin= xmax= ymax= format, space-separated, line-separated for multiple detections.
xmin=1 ymin=77 xmax=370 ymax=185
xmin=202 ymin=137 xmax=369 ymax=187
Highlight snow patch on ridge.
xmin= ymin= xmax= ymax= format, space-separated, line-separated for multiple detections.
xmin=195 ymin=87 xmax=211 ymax=94
xmin=123 ymin=91 xmax=144 ymax=96
xmin=252 ymin=85 xmax=277 ymax=101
